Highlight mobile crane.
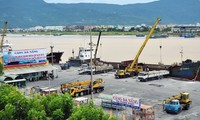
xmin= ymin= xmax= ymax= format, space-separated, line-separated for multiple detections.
xmin=163 ymin=92 xmax=192 ymax=114
xmin=115 ymin=18 xmax=161 ymax=78
xmin=60 ymin=78 xmax=104 ymax=97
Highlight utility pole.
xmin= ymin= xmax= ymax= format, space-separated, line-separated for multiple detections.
xmin=180 ymin=47 xmax=183 ymax=63
xmin=50 ymin=45 xmax=54 ymax=66
xmin=49 ymin=45 xmax=54 ymax=94
xmin=90 ymin=28 xmax=93 ymax=100
xmin=159 ymin=45 xmax=162 ymax=64
xmin=72 ymin=49 xmax=74 ymax=58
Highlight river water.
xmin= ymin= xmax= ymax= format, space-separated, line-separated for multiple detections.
xmin=6 ymin=34 xmax=200 ymax=65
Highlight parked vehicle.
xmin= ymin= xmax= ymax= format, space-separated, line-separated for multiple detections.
xmin=79 ymin=63 xmax=113 ymax=75
xmin=138 ymin=70 xmax=169 ymax=82
xmin=163 ymin=92 xmax=191 ymax=114
xmin=60 ymin=78 xmax=104 ymax=97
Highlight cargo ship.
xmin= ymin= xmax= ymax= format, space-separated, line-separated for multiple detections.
xmin=180 ymin=33 xmax=195 ymax=38
xmin=67 ymin=47 xmax=99 ymax=67
xmin=150 ymin=34 xmax=169 ymax=39
xmin=47 ymin=51 xmax=64 ymax=64
xmin=136 ymin=34 xmax=145 ymax=37
xmin=169 ymin=59 xmax=200 ymax=81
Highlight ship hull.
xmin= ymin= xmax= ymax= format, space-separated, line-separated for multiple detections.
xmin=47 ymin=52 xmax=63 ymax=64
xmin=169 ymin=60 xmax=200 ymax=81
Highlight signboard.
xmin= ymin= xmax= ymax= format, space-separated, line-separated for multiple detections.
xmin=3 ymin=48 xmax=46 ymax=66
xmin=112 ymin=94 xmax=141 ymax=109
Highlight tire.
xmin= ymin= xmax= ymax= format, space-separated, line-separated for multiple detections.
xmin=96 ymin=89 xmax=100 ymax=93
xmin=93 ymin=89 xmax=96 ymax=93
xmin=80 ymin=92 xmax=84 ymax=96
xmin=177 ymin=108 xmax=182 ymax=114
xmin=75 ymin=93 xmax=79 ymax=97
xmin=185 ymin=104 xmax=190 ymax=110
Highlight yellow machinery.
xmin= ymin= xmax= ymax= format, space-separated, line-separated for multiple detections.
xmin=163 ymin=92 xmax=191 ymax=113
xmin=61 ymin=78 xmax=104 ymax=97
xmin=0 ymin=21 xmax=7 ymax=64
xmin=163 ymin=92 xmax=191 ymax=105
xmin=115 ymin=18 xmax=161 ymax=78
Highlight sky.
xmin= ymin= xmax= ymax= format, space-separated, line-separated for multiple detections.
xmin=44 ymin=0 xmax=158 ymax=5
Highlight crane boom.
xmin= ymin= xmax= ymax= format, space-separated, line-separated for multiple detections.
xmin=94 ymin=31 xmax=102 ymax=65
xmin=126 ymin=18 xmax=161 ymax=72
xmin=115 ymin=18 xmax=161 ymax=79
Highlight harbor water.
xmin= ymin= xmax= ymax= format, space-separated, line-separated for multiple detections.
xmin=6 ymin=34 xmax=200 ymax=65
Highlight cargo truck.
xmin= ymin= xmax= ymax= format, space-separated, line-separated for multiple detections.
xmin=138 ymin=70 xmax=169 ymax=82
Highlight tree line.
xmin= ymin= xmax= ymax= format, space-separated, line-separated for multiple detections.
xmin=0 ymin=84 xmax=116 ymax=120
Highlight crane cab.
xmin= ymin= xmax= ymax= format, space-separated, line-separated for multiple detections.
xmin=180 ymin=92 xmax=190 ymax=103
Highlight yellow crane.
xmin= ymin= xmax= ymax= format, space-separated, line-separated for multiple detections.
xmin=60 ymin=78 xmax=104 ymax=97
xmin=115 ymin=18 xmax=161 ymax=78
xmin=163 ymin=92 xmax=191 ymax=114
xmin=163 ymin=92 xmax=191 ymax=105
xmin=0 ymin=21 xmax=7 ymax=64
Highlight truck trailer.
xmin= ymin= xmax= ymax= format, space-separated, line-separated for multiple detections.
xmin=78 ymin=64 xmax=113 ymax=75
xmin=138 ymin=70 xmax=169 ymax=82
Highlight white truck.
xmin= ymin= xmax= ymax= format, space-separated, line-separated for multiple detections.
xmin=78 ymin=64 xmax=113 ymax=75
xmin=138 ymin=70 xmax=169 ymax=82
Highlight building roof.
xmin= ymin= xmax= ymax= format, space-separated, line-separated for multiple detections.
xmin=3 ymin=65 xmax=57 ymax=75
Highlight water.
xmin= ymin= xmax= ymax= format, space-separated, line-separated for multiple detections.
xmin=6 ymin=34 xmax=200 ymax=65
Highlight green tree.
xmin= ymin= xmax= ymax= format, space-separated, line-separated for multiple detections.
xmin=0 ymin=62 xmax=3 ymax=75
xmin=52 ymin=109 xmax=64 ymax=120
xmin=41 ymin=93 xmax=73 ymax=119
xmin=68 ymin=101 xmax=116 ymax=120
xmin=0 ymin=84 xmax=28 ymax=119
xmin=0 ymin=103 xmax=15 ymax=120
xmin=27 ymin=109 xmax=47 ymax=120
xmin=0 ymin=84 xmax=115 ymax=120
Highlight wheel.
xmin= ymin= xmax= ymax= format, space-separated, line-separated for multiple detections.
xmin=75 ymin=93 xmax=79 ymax=97
xmin=185 ymin=104 xmax=190 ymax=110
xmin=80 ymin=92 xmax=84 ymax=96
xmin=96 ymin=89 xmax=100 ymax=93
xmin=177 ymin=108 xmax=182 ymax=114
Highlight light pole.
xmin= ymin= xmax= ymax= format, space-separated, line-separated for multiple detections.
xmin=50 ymin=45 xmax=54 ymax=66
xmin=90 ymin=29 xmax=93 ymax=100
xmin=49 ymin=45 xmax=54 ymax=94
xmin=180 ymin=47 xmax=183 ymax=63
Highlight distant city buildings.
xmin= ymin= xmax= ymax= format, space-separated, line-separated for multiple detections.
xmin=172 ymin=24 xmax=200 ymax=33
xmin=6 ymin=23 xmax=200 ymax=34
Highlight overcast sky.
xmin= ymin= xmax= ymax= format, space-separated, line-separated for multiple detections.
xmin=44 ymin=0 xmax=158 ymax=5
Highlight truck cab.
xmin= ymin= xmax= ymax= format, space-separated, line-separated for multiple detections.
xmin=164 ymin=99 xmax=181 ymax=114
xmin=115 ymin=70 xmax=126 ymax=78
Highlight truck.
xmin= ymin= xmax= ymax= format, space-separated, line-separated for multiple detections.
xmin=60 ymin=78 xmax=104 ymax=97
xmin=163 ymin=92 xmax=192 ymax=114
xmin=30 ymin=86 xmax=58 ymax=96
xmin=138 ymin=70 xmax=169 ymax=82
xmin=79 ymin=63 xmax=113 ymax=75
xmin=115 ymin=18 xmax=161 ymax=79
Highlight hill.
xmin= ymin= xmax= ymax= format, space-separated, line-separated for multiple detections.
xmin=0 ymin=0 xmax=200 ymax=28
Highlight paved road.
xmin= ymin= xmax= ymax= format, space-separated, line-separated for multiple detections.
xmin=27 ymin=67 xmax=200 ymax=120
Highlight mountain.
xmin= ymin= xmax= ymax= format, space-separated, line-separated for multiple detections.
xmin=0 ymin=0 xmax=200 ymax=28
